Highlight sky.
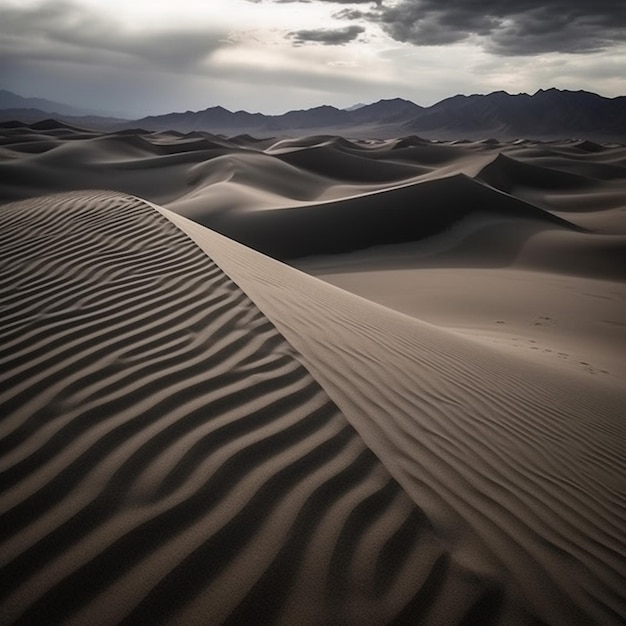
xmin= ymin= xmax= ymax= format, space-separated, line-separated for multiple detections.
xmin=0 ymin=0 xmax=625 ymax=118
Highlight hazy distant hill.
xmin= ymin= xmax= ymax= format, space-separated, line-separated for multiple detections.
xmin=343 ymin=103 xmax=366 ymax=111
xmin=0 ymin=89 xmax=99 ymax=117
xmin=0 ymin=107 xmax=129 ymax=131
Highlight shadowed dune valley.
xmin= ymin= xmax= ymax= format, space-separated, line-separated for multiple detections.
xmin=1 ymin=117 xmax=625 ymax=626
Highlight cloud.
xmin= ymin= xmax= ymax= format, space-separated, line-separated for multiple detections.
xmin=337 ymin=0 xmax=626 ymax=55
xmin=2 ymin=0 xmax=624 ymax=119
xmin=287 ymin=25 xmax=366 ymax=45
xmin=333 ymin=9 xmax=370 ymax=20
xmin=0 ymin=0 xmax=226 ymax=71
xmin=0 ymin=1 xmax=393 ymax=116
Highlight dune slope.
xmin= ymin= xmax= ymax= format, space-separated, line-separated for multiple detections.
xmin=163 ymin=206 xmax=626 ymax=625
xmin=0 ymin=191 xmax=526 ymax=625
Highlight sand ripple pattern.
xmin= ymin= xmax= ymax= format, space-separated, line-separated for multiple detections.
xmin=169 ymin=211 xmax=626 ymax=626
xmin=1 ymin=191 xmax=501 ymax=624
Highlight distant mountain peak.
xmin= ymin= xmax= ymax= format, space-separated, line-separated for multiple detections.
xmin=376 ymin=97 xmax=414 ymax=104
xmin=311 ymin=105 xmax=342 ymax=111
xmin=344 ymin=103 xmax=366 ymax=111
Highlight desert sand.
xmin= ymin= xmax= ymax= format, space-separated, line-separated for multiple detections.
xmin=0 ymin=121 xmax=625 ymax=624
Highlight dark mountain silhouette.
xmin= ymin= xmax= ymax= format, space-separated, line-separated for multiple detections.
xmin=135 ymin=104 xmax=348 ymax=134
xmin=404 ymin=88 xmax=626 ymax=139
xmin=1 ymin=88 xmax=624 ymax=140
xmin=132 ymin=98 xmax=424 ymax=135
xmin=131 ymin=89 xmax=624 ymax=140
xmin=351 ymin=98 xmax=424 ymax=124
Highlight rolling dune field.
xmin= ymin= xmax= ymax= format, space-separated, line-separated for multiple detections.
xmin=1 ymin=122 xmax=625 ymax=624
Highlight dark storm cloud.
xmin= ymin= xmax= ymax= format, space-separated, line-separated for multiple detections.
xmin=338 ymin=0 xmax=626 ymax=55
xmin=0 ymin=0 xmax=225 ymax=70
xmin=288 ymin=25 xmax=366 ymax=45
xmin=333 ymin=9 xmax=369 ymax=20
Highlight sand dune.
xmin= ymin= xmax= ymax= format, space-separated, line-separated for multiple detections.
xmin=477 ymin=152 xmax=598 ymax=192
xmin=2 ymin=124 xmax=624 ymax=246
xmin=1 ymin=191 xmax=495 ymax=624
xmin=162 ymin=207 xmax=626 ymax=625
xmin=274 ymin=144 xmax=422 ymax=183
xmin=1 ymin=123 xmax=625 ymax=624
xmin=176 ymin=173 xmax=584 ymax=260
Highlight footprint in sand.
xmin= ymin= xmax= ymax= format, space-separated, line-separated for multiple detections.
xmin=531 ymin=315 xmax=555 ymax=327
xmin=578 ymin=361 xmax=609 ymax=375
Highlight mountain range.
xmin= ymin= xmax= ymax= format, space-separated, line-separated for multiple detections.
xmin=1 ymin=88 xmax=625 ymax=140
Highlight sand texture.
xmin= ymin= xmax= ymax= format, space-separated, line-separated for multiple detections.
xmin=1 ymin=124 xmax=625 ymax=624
